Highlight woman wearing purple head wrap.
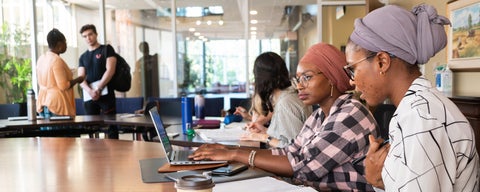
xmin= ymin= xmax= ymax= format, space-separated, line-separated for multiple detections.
xmin=345 ymin=4 xmax=479 ymax=191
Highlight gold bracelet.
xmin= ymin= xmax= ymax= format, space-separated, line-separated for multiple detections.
xmin=248 ymin=150 xmax=257 ymax=167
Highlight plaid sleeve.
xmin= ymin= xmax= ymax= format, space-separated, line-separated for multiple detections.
xmin=289 ymin=97 xmax=377 ymax=181
xmin=271 ymin=110 xmax=319 ymax=156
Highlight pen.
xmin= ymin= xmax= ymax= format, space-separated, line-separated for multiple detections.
xmin=352 ymin=139 xmax=389 ymax=165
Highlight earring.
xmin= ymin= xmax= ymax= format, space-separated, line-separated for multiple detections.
xmin=380 ymin=71 xmax=385 ymax=75
xmin=330 ymin=85 xmax=333 ymax=97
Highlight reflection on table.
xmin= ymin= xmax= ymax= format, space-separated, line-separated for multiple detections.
xmin=0 ymin=137 xmax=175 ymax=192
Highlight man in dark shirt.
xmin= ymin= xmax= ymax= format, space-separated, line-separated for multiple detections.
xmin=77 ymin=24 xmax=118 ymax=139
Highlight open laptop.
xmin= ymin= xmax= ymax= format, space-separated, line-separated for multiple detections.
xmin=149 ymin=107 xmax=227 ymax=165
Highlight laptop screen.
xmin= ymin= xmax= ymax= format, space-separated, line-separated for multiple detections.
xmin=149 ymin=107 xmax=172 ymax=154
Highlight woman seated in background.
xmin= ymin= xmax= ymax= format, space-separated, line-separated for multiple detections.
xmin=190 ymin=43 xmax=378 ymax=191
xmin=239 ymin=52 xmax=312 ymax=148
xmin=345 ymin=4 xmax=479 ymax=191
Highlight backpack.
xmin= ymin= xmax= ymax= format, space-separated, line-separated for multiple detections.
xmin=105 ymin=45 xmax=131 ymax=92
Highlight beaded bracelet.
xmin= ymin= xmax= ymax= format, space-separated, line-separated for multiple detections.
xmin=248 ymin=150 xmax=257 ymax=167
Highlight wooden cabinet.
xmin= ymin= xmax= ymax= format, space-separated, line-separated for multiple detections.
xmin=449 ymin=96 xmax=480 ymax=155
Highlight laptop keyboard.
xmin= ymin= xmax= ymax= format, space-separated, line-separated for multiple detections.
xmin=171 ymin=150 xmax=193 ymax=161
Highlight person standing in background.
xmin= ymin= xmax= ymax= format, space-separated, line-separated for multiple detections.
xmin=345 ymin=4 xmax=479 ymax=191
xmin=136 ymin=41 xmax=159 ymax=99
xmin=36 ymin=28 xmax=84 ymax=118
xmin=77 ymin=24 xmax=118 ymax=139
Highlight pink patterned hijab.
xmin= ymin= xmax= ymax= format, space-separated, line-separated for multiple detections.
xmin=349 ymin=4 xmax=450 ymax=64
xmin=299 ymin=43 xmax=353 ymax=93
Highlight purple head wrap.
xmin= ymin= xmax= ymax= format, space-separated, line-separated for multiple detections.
xmin=349 ymin=4 xmax=450 ymax=64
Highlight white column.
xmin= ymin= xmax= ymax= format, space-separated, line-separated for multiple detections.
xmin=30 ymin=0 xmax=38 ymax=95
xmin=171 ymin=0 xmax=178 ymax=96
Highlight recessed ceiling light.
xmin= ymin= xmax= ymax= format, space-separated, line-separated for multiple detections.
xmin=196 ymin=20 xmax=201 ymax=25
xmin=249 ymin=10 xmax=257 ymax=15
xmin=194 ymin=32 xmax=201 ymax=36
xmin=189 ymin=28 xmax=195 ymax=32
xmin=207 ymin=20 xmax=212 ymax=25
xmin=250 ymin=20 xmax=258 ymax=24
xmin=250 ymin=27 xmax=257 ymax=31
xmin=251 ymin=31 xmax=257 ymax=35
xmin=218 ymin=20 xmax=224 ymax=26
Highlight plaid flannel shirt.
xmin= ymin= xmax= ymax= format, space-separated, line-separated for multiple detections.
xmin=272 ymin=94 xmax=378 ymax=191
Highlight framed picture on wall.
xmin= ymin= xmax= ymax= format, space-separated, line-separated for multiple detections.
xmin=447 ymin=0 xmax=480 ymax=71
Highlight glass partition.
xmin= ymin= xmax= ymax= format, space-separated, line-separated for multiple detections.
xmin=0 ymin=0 xmax=365 ymax=105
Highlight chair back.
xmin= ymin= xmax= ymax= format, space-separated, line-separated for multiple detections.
xmin=0 ymin=103 xmax=21 ymax=119
xmin=116 ymin=97 xmax=144 ymax=114
xmin=229 ymin=98 xmax=251 ymax=114
xmin=148 ymin=97 xmax=193 ymax=117
xmin=204 ymin=97 xmax=224 ymax=117
xmin=75 ymin=98 xmax=86 ymax=115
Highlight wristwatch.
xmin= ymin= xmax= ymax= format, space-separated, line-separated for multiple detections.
xmin=266 ymin=136 xmax=273 ymax=146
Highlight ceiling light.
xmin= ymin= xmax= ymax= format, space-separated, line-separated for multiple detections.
xmin=218 ymin=20 xmax=224 ymax=26
xmin=250 ymin=27 xmax=257 ymax=31
xmin=186 ymin=37 xmax=191 ymax=41
xmin=194 ymin=32 xmax=201 ymax=36
xmin=189 ymin=28 xmax=195 ymax=32
xmin=250 ymin=20 xmax=258 ymax=24
xmin=196 ymin=20 xmax=201 ymax=25
xmin=207 ymin=20 xmax=212 ymax=25
xmin=251 ymin=31 xmax=257 ymax=35
xmin=249 ymin=10 xmax=258 ymax=15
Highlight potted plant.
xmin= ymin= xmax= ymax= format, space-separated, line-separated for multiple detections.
xmin=0 ymin=23 xmax=32 ymax=104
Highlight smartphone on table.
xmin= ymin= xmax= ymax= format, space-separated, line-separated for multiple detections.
xmin=211 ymin=163 xmax=248 ymax=176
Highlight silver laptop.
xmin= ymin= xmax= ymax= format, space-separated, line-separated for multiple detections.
xmin=149 ymin=107 xmax=227 ymax=165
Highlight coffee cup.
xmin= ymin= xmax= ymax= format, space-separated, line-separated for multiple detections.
xmin=175 ymin=174 xmax=215 ymax=192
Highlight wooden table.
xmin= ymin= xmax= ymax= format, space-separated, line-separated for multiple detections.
xmin=0 ymin=137 xmax=176 ymax=192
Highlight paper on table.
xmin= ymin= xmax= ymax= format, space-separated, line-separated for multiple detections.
xmin=83 ymin=80 xmax=108 ymax=101
xmin=213 ymin=176 xmax=317 ymax=192
xmin=224 ymin=122 xmax=247 ymax=129
xmin=196 ymin=125 xmax=246 ymax=142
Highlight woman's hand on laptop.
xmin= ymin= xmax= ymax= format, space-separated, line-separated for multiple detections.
xmin=189 ymin=144 xmax=232 ymax=161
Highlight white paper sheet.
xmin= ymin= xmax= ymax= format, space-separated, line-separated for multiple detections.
xmin=213 ymin=176 xmax=316 ymax=192
xmin=196 ymin=125 xmax=247 ymax=142
xmin=83 ymin=80 xmax=108 ymax=101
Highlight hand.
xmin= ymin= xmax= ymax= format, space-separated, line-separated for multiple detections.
xmin=233 ymin=107 xmax=251 ymax=121
xmin=364 ymin=135 xmax=390 ymax=189
xmin=188 ymin=143 xmax=232 ymax=161
xmin=88 ymin=89 xmax=100 ymax=101
xmin=245 ymin=122 xmax=267 ymax=134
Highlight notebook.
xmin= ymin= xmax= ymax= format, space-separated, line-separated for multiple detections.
xmin=149 ymin=107 xmax=227 ymax=165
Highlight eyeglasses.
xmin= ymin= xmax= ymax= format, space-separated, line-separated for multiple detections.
xmin=292 ymin=72 xmax=323 ymax=89
xmin=343 ymin=54 xmax=376 ymax=81
xmin=343 ymin=52 xmax=396 ymax=81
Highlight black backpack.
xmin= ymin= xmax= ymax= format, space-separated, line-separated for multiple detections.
xmin=105 ymin=45 xmax=131 ymax=92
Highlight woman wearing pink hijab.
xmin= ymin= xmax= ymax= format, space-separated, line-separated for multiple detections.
xmin=190 ymin=43 xmax=378 ymax=191
xmin=345 ymin=4 xmax=479 ymax=191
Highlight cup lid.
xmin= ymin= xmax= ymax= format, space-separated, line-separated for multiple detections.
xmin=175 ymin=174 xmax=215 ymax=190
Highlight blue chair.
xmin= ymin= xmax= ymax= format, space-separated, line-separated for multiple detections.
xmin=0 ymin=103 xmax=21 ymax=119
xmin=75 ymin=98 xmax=86 ymax=115
xmin=204 ymin=97 xmax=224 ymax=117
xmin=116 ymin=97 xmax=144 ymax=114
